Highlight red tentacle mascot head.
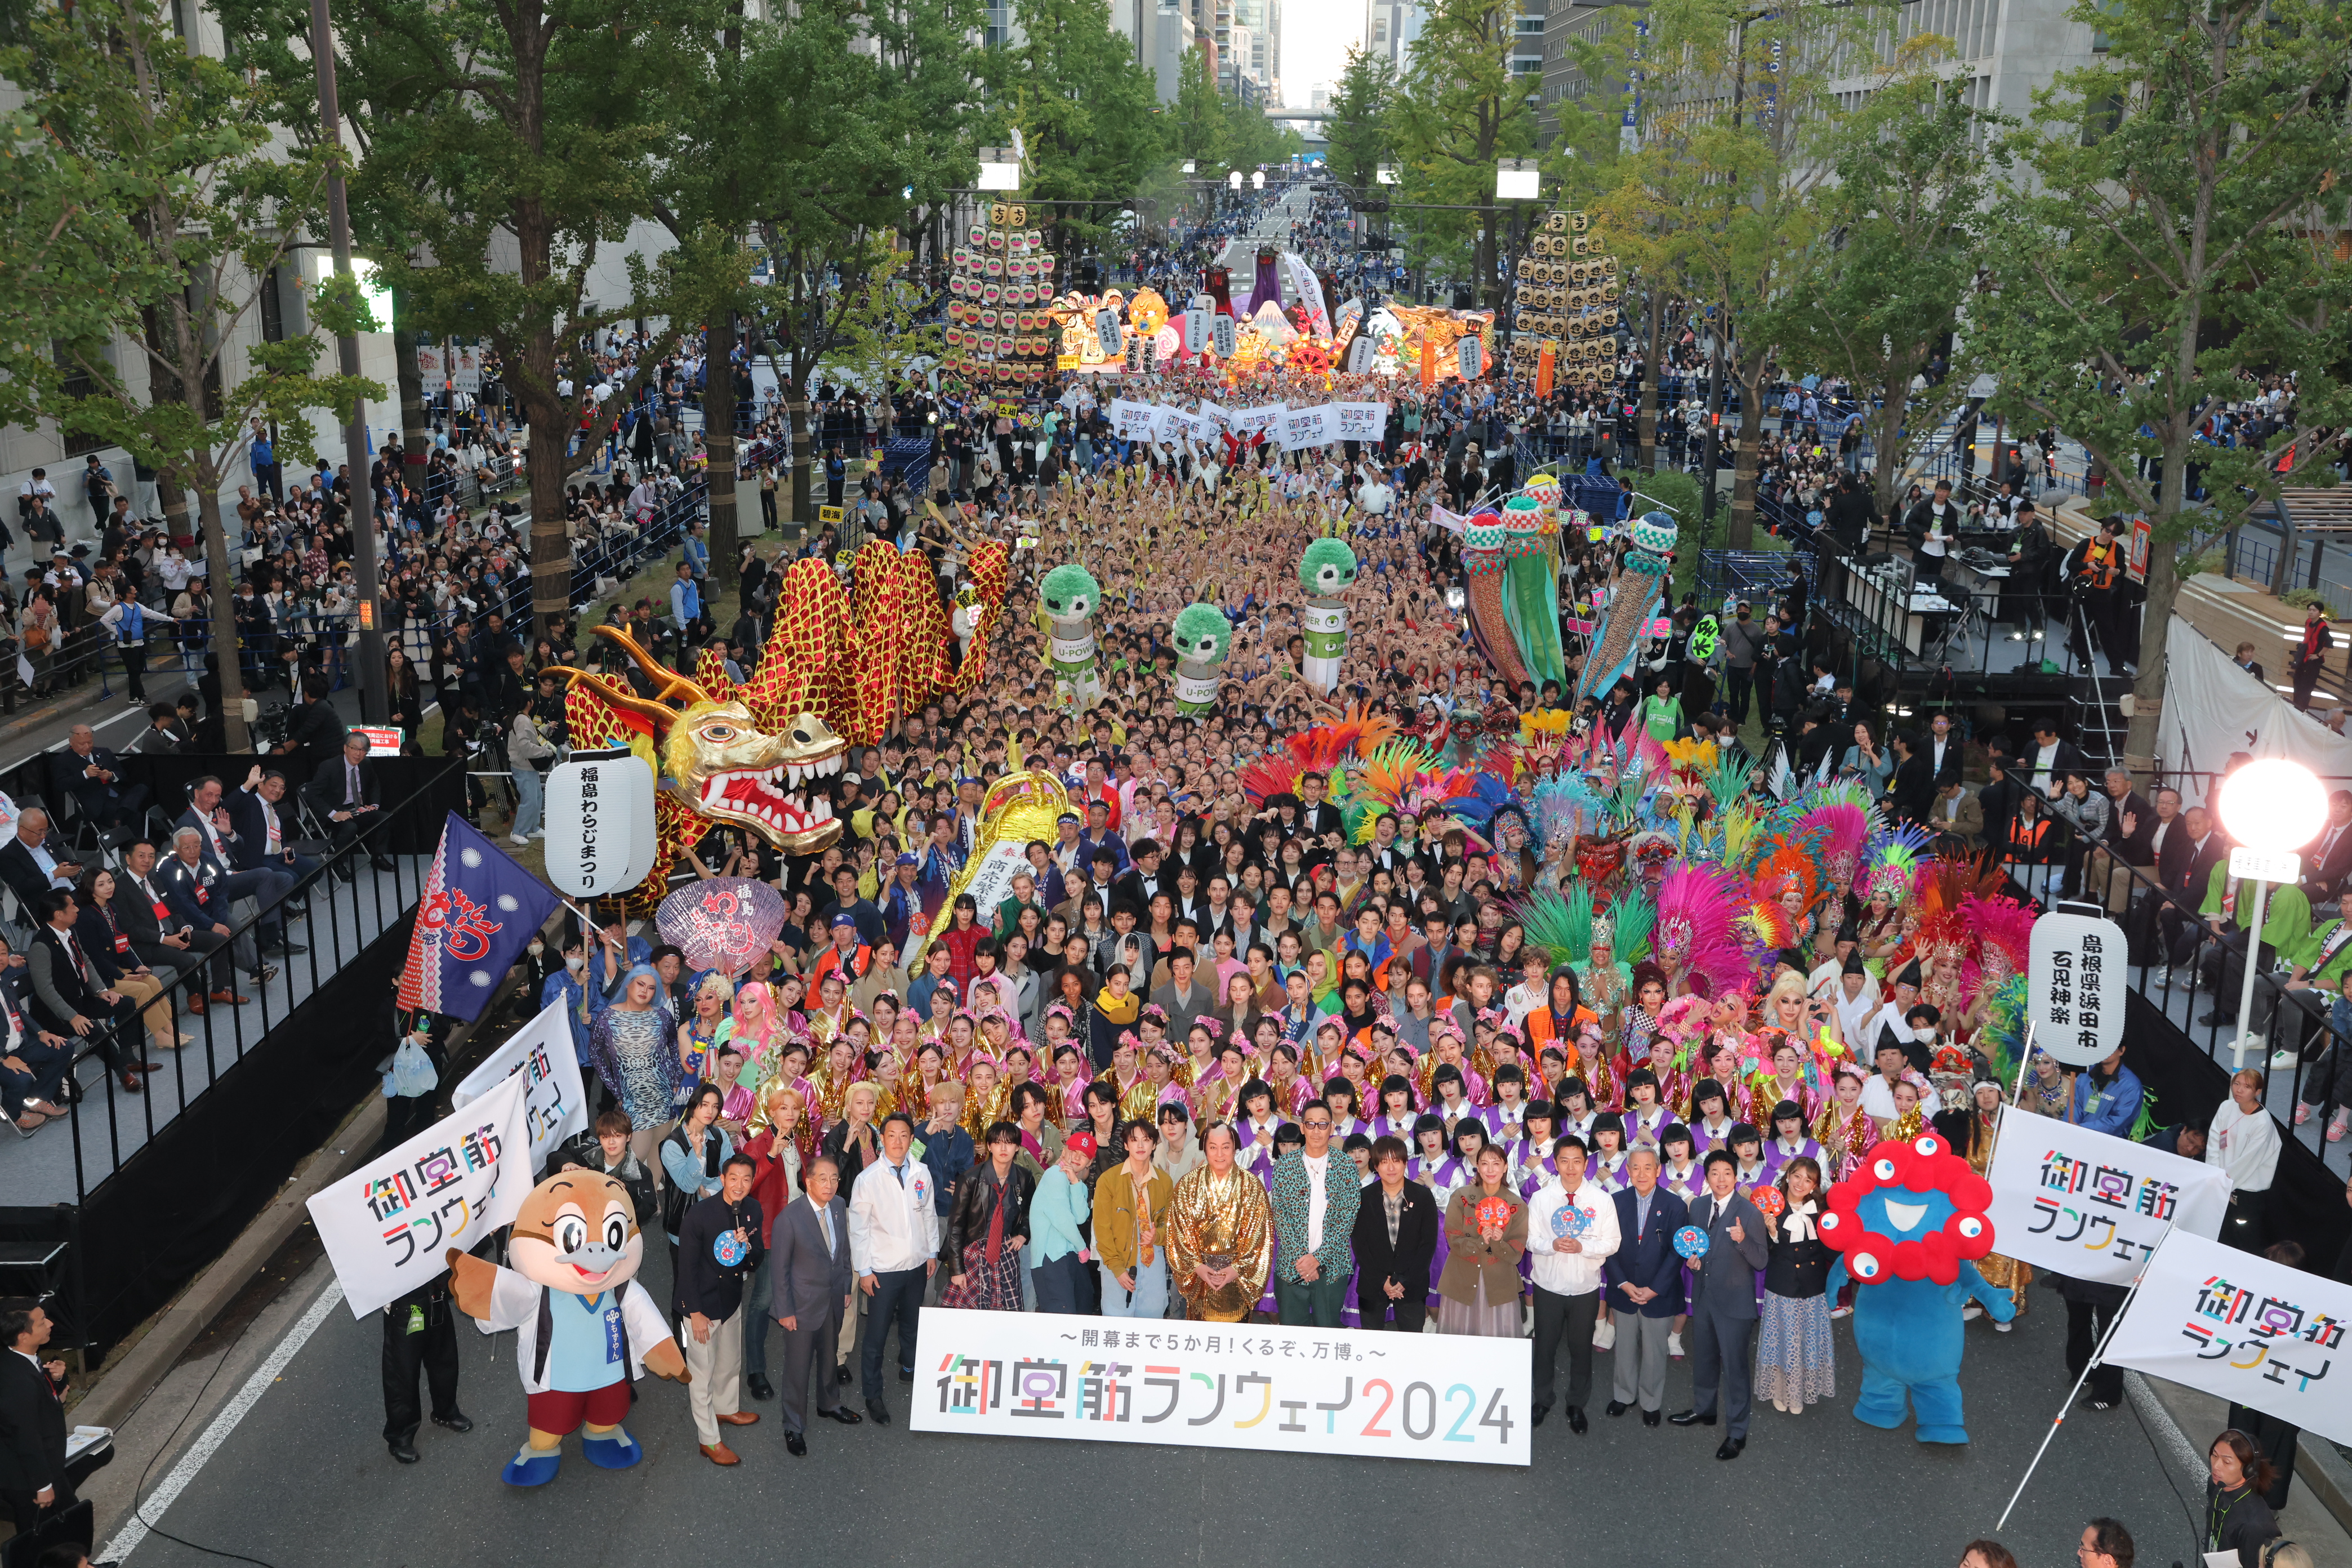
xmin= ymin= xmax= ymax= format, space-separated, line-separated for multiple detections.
xmin=1818 ymin=1131 xmax=1995 ymax=1287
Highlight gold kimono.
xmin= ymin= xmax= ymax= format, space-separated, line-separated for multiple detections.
xmin=1168 ymin=1165 xmax=1273 ymax=1322
xmin=1966 ymin=1106 xmax=2032 ymax=1312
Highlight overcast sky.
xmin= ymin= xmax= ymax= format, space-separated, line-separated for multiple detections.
xmin=1282 ymin=0 xmax=1357 ymax=107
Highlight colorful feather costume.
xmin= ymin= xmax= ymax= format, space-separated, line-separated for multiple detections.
xmin=1651 ymin=862 xmax=1752 ymax=998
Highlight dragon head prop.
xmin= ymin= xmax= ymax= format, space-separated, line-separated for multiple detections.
xmin=1040 ymin=563 xmax=1101 ymax=622
xmin=1299 ymin=537 xmax=1358 ymax=597
xmin=1171 ymin=603 xmax=1233 ymax=666
xmin=556 ymin=626 xmax=847 ymax=854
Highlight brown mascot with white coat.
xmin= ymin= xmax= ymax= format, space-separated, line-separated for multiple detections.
xmin=446 ymin=1170 xmax=688 ymax=1485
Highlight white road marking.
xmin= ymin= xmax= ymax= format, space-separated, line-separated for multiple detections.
xmin=100 ymin=1278 xmax=346 ymax=1563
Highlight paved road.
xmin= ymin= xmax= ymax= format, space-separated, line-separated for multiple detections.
xmin=97 ymin=1248 xmax=2219 ymax=1568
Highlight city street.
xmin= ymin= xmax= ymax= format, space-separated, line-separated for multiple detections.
xmin=96 ymin=1248 xmax=2218 ymax=1568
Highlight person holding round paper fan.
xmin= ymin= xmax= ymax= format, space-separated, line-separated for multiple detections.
xmin=1526 ymin=1135 xmax=1621 ymax=1432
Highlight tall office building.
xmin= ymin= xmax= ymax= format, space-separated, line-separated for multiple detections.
xmin=1361 ymin=0 xmax=1422 ymax=68
xmin=1108 ymin=0 xmax=1196 ymax=101
xmin=1539 ymin=0 xmax=2116 ymax=152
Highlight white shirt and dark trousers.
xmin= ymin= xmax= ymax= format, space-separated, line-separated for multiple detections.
xmin=1527 ymin=1178 xmax=1623 ymax=1428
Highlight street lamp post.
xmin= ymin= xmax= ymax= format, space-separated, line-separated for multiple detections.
xmin=2216 ymin=758 xmax=2328 ymax=1070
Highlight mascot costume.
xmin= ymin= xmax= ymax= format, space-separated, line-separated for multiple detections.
xmin=1298 ymin=538 xmax=1357 ymax=693
xmin=1040 ymin=562 xmax=1103 ymax=710
xmin=1819 ymin=1130 xmax=2014 ymax=1442
xmin=1170 ymin=602 xmax=1233 ymax=716
xmin=447 ymin=1171 xmax=688 ymax=1485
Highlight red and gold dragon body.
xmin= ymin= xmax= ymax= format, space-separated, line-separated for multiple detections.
xmin=558 ymin=540 xmax=1008 ymax=911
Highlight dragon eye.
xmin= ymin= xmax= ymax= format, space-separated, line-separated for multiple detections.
xmin=704 ymin=724 xmax=734 ymax=741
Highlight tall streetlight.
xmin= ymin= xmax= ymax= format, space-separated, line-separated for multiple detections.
xmin=2215 ymin=758 xmax=2327 ymax=1068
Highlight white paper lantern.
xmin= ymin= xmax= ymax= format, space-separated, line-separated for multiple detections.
xmin=544 ymin=751 xmax=657 ymax=898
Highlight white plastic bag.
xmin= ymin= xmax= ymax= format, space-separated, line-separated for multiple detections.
xmin=390 ymin=1035 xmax=439 ymax=1098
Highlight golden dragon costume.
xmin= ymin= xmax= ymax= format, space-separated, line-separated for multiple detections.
xmin=557 ymin=541 xmax=1009 ymax=911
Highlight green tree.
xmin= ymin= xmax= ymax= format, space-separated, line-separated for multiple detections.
xmin=1589 ymin=0 xmax=1878 ymax=544
xmin=1002 ymin=0 xmax=1163 ymax=247
xmin=1974 ymin=0 xmax=2352 ymax=774
xmin=1324 ymin=46 xmax=1395 ymax=196
xmin=1776 ymin=55 xmax=2002 ymax=515
xmin=1393 ymin=0 xmax=1535 ymax=306
xmin=0 ymin=0 xmax=376 ymax=748
xmin=726 ymin=0 xmax=982 ymax=528
xmin=331 ymin=0 xmax=716 ymax=624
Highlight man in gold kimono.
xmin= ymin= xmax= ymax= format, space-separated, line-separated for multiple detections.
xmin=1169 ymin=1122 xmax=1273 ymax=1322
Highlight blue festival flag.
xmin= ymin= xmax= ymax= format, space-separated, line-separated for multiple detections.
xmin=397 ymin=812 xmax=562 ymax=1021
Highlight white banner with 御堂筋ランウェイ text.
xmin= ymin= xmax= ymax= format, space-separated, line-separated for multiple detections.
xmin=308 ymin=1073 xmax=533 ymax=1318
xmin=1982 ymin=1111 xmax=2230 ymax=1288
xmin=2104 ymin=1228 xmax=2352 ymax=1445
xmin=907 ymin=1308 xmax=1530 ymax=1464
xmin=448 ymin=996 xmax=590 ymax=1176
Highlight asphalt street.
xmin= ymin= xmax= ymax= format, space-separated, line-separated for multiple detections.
xmin=96 ymin=1248 xmax=2223 ymax=1568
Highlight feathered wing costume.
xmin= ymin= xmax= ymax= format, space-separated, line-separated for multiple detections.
xmin=1650 ymin=862 xmax=1751 ymax=1000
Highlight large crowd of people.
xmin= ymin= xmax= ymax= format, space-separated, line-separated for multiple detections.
xmin=1 ymin=181 xmax=2342 ymax=1568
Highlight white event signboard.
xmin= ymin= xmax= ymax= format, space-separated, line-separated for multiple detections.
xmin=1983 ymin=1112 xmax=2231 ymax=1286
xmin=909 ymin=1307 xmax=1531 ymax=1465
xmin=448 ymin=996 xmax=590 ymax=1174
xmin=309 ymin=1073 xmax=532 ymax=1317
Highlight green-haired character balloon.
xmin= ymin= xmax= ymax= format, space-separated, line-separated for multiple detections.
xmin=1040 ymin=562 xmax=1103 ymax=710
xmin=1170 ymin=603 xmax=1232 ymax=716
xmin=1298 ymin=538 xmax=1358 ymax=693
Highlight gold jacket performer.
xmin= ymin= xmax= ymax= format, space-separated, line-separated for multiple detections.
xmin=1168 ymin=1122 xmax=1272 ymax=1323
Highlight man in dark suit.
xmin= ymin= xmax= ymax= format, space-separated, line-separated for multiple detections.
xmin=1295 ymin=772 xmax=1344 ymax=845
xmin=226 ymin=766 xmax=324 ymax=899
xmin=157 ymin=828 xmax=265 ymax=997
xmin=0 ymin=1298 xmax=73 ymax=1534
xmin=2300 ymin=789 xmax=2352 ymax=902
xmin=304 ymin=730 xmax=398 ymax=872
xmin=176 ymin=775 xmax=297 ymax=959
xmin=1605 ymin=1146 xmax=1689 ymax=1425
xmin=24 ymin=890 xmax=146 ymax=1093
xmin=1349 ymin=1135 xmax=1439 ymax=1332
xmin=1885 ymin=730 xmax=1936 ymax=827
xmin=770 ymin=1155 xmax=862 ymax=1456
xmin=2161 ymin=806 xmax=2226 ymax=979
xmin=47 ymin=724 xmax=146 ymax=833
xmin=1110 ymin=839 xmax=1176 ymax=915
xmin=115 ymin=840 xmax=233 ymax=1004
xmin=1668 ymin=1150 xmax=1770 ymax=1459
xmin=0 ymin=811 xmax=82 ymax=917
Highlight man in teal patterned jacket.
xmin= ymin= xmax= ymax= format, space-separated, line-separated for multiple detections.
xmin=1270 ymin=1102 xmax=1362 ymax=1328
